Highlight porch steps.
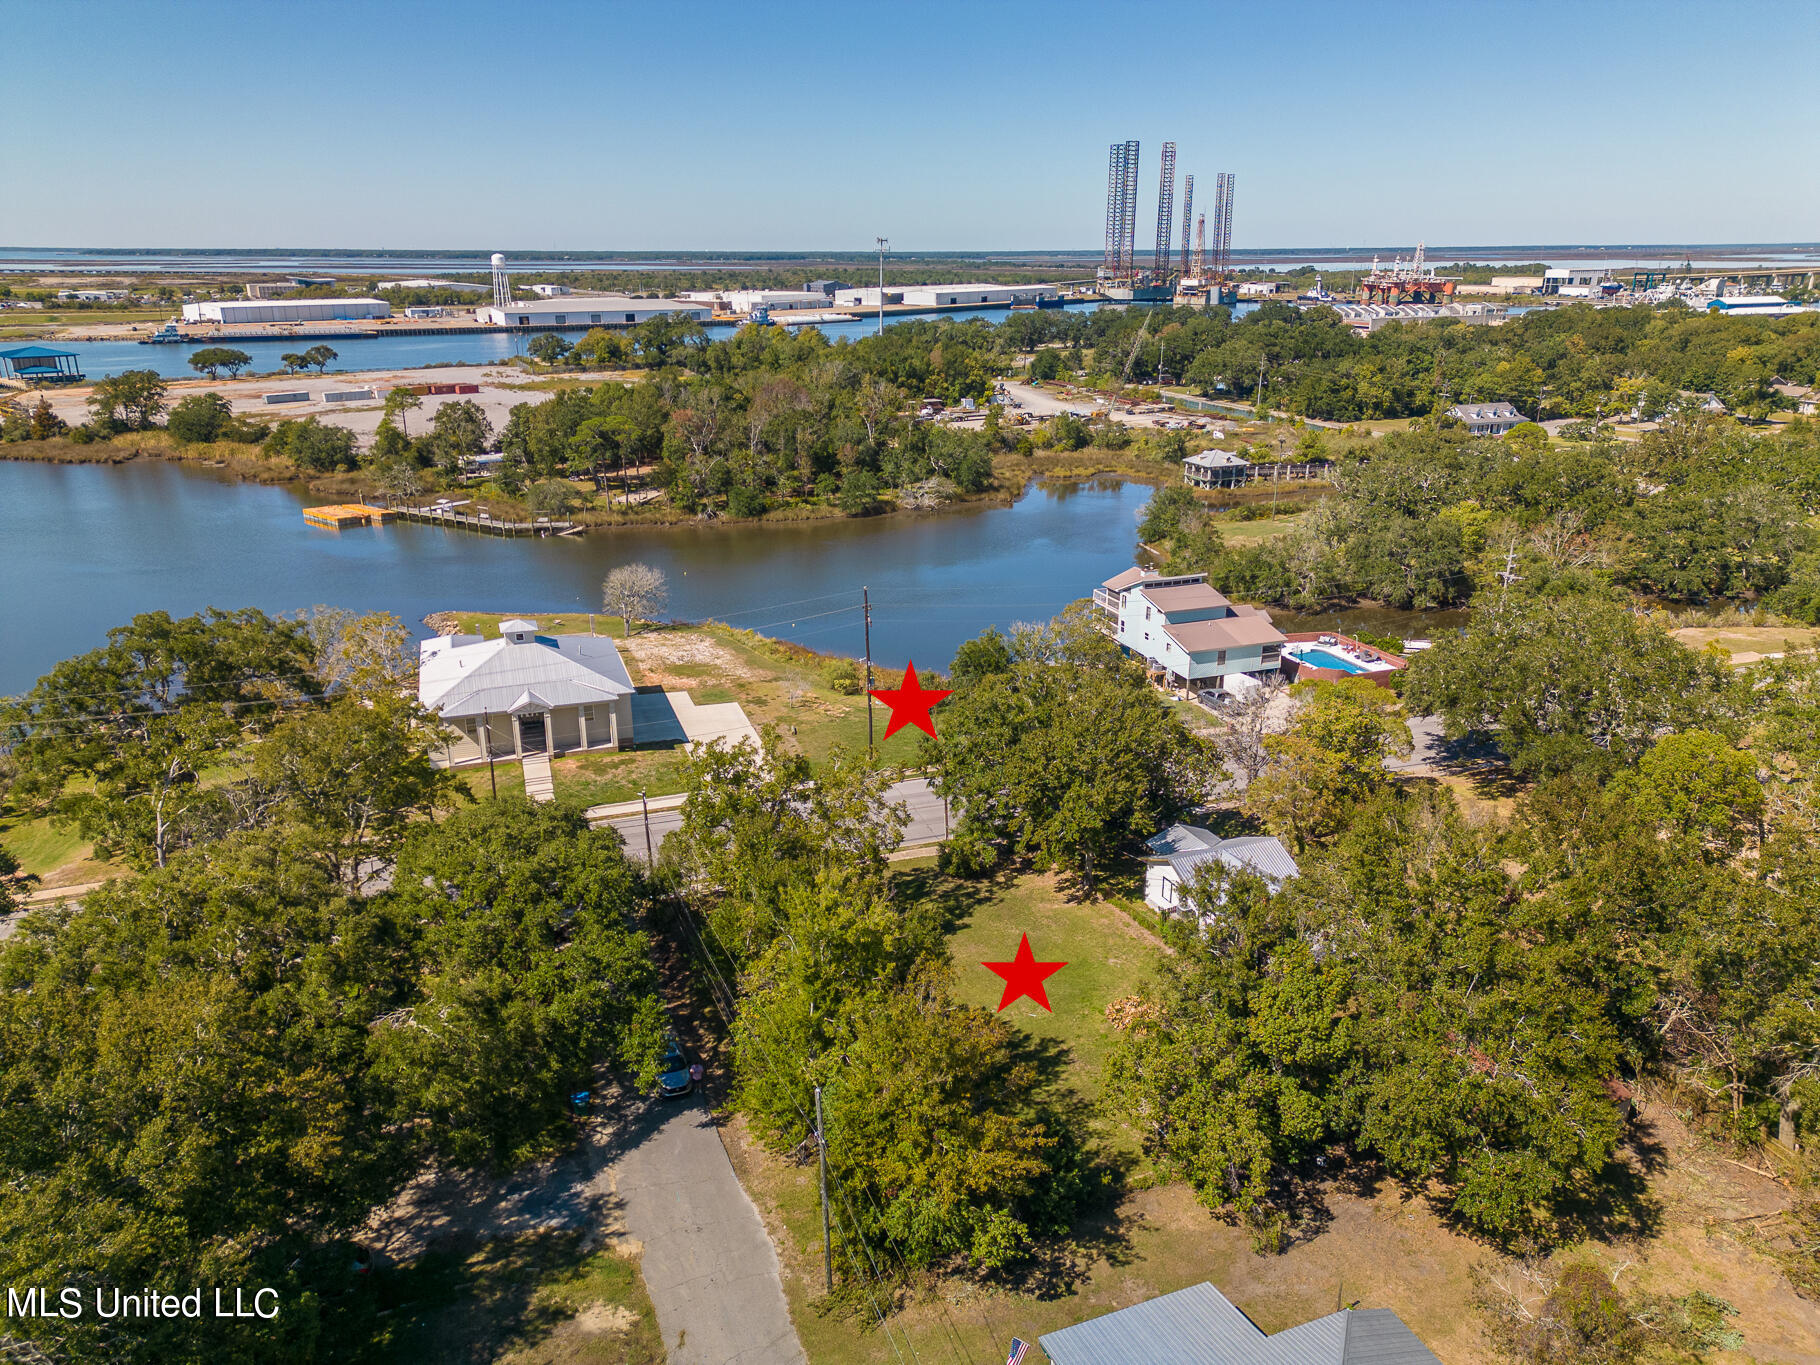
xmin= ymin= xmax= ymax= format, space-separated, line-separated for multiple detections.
xmin=522 ymin=754 xmax=556 ymax=803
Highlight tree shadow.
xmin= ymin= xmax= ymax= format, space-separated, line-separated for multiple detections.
xmin=893 ymin=861 xmax=1008 ymax=935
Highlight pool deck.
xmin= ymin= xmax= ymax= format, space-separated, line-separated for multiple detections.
xmin=1281 ymin=632 xmax=1407 ymax=687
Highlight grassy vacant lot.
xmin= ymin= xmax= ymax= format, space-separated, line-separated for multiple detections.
xmin=1671 ymin=624 xmax=1820 ymax=661
xmin=722 ymin=868 xmax=1820 ymax=1365
xmin=1215 ymin=509 xmax=1308 ymax=544
xmin=360 ymin=1231 xmax=663 ymax=1365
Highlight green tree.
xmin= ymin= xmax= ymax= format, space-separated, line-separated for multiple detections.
xmin=931 ymin=614 xmax=1217 ymax=884
xmin=382 ymin=384 xmax=423 ymax=436
xmin=165 ymin=391 xmax=233 ymax=443
xmin=3 ymin=609 xmax=318 ymax=868
xmin=371 ymin=800 xmax=665 ymax=1168
xmin=528 ymin=333 xmax=573 ymax=364
xmin=301 ymin=343 xmax=338 ymax=375
xmin=86 ymin=369 xmax=168 ymax=430
xmin=430 ymin=397 xmax=493 ymax=469
xmin=838 ymin=468 xmax=883 ymax=515
xmin=1402 ymin=594 xmax=1735 ymax=780
xmin=266 ymin=415 xmax=359 ymax=471
xmin=186 ymin=346 xmax=252 ymax=380
xmin=1246 ymin=678 xmax=1411 ymax=852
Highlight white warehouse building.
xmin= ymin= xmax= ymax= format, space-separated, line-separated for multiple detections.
xmin=833 ymin=283 xmax=1060 ymax=309
xmin=473 ymin=296 xmax=713 ymax=327
xmin=182 ymin=297 xmax=391 ymax=324
xmin=676 ymin=289 xmax=835 ymax=313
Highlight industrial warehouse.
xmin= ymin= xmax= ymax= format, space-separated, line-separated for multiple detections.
xmin=181 ymin=297 xmax=392 ymax=324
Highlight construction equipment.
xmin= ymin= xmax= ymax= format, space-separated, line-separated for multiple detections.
xmin=1179 ymin=175 xmax=1194 ymax=277
xmin=1102 ymin=141 xmax=1140 ymax=279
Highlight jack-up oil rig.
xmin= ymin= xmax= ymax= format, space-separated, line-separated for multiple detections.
xmin=1356 ymin=243 xmax=1460 ymax=304
xmin=1097 ymin=140 xmax=1236 ymax=306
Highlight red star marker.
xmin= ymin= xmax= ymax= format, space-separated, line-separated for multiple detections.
xmin=868 ymin=659 xmax=952 ymax=740
xmin=982 ymin=933 xmax=1068 ymax=1013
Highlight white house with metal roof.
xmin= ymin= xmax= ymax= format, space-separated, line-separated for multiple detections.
xmin=1102 ymin=569 xmax=1286 ymax=690
xmin=1041 ymin=1280 xmax=1442 ymax=1365
xmin=1144 ymin=823 xmax=1300 ymax=914
xmin=1446 ymin=401 xmax=1526 ymax=436
xmin=418 ymin=618 xmax=637 ymax=764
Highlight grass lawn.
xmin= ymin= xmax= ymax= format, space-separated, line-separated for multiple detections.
xmin=720 ymin=871 xmax=1514 ymax=1365
xmin=360 ymin=1230 xmax=663 ymax=1365
xmin=1216 ymin=510 xmax=1308 ymax=544
xmin=1671 ymin=624 xmax=1820 ymax=661
xmin=1 ymin=812 xmax=89 ymax=878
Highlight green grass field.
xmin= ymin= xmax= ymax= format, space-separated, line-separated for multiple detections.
xmin=361 ymin=1231 xmax=663 ymax=1365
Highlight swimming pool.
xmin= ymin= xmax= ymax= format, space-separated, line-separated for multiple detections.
xmin=1287 ymin=646 xmax=1368 ymax=673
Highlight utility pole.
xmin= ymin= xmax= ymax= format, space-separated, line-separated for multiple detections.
xmin=875 ymin=237 xmax=889 ymax=336
xmin=483 ymin=720 xmax=497 ymax=798
xmin=640 ymin=788 xmax=654 ymax=866
xmin=862 ymin=587 xmax=875 ymax=749
xmin=815 ymin=1085 xmax=833 ymax=1294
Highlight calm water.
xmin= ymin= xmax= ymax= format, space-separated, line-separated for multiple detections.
xmin=0 ymin=460 xmax=1153 ymax=694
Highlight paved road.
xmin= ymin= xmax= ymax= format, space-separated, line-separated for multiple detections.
xmin=613 ymin=1097 xmax=806 ymax=1365
xmin=600 ymin=777 xmax=949 ymax=863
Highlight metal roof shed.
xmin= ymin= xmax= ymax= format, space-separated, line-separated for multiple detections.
xmin=0 ymin=344 xmax=84 ymax=384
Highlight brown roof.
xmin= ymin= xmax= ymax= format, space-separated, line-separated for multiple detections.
xmin=1162 ymin=615 xmax=1286 ymax=654
xmin=1139 ymin=583 xmax=1231 ymax=613
xmin=1229 ymin=603 xmax=1273 ymax=620
xmin=1100 ymin=567 xmax=1155 ymax=592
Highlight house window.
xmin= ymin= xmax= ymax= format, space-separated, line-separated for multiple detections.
xmin=1145 ymin=605 xmax=1152 ymax=620
xmin=1216 ymin=650 xmax=1227 ymax=665
xmin=581 ymin=705 xmax=594 ymax=720
xmin=554 ymin=315 xmax=566 ymax=324
xmin=591 ymin=314 xmax=601 ymax=323
xmin=624 ymin=313 xmax=636 ymax=323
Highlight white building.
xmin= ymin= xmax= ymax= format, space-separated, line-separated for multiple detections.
xmin=182 ymin=298 xmax=391 ymax=324
xmin=1541 ymin=267 xmax=1609 ymax=297
xmin=1707 ymin=295 xmax=1811 ymax=319
xmin=473 ymin=296 xmax=713 ymax=327
xmin=1328 ymin=302 xmax=1508 ymax=334
xmin=832 ymin=283 xmax=1060 ymax=309
xmin=1183 ymin=450 xmax=1250 ymax=488
xmin=376 ymin=279 xmax=488 ymax=293
xmin=419 ymin=619 xmax=637 ymax=764
xmin=1237 ymin=281 xmax=1286 ymax=296
xmin=1143 ymin=823 xmax=1301 ymax=915
xmin=528 ymin=283 xmax=573 ymax=297
xmin=57 ymin=289 xmax=126 ymax=302
xmin=1097 ymin=569 xmax=1284 ymax=690
xmin=1446 ymin=401 xmax=1527 ymax=436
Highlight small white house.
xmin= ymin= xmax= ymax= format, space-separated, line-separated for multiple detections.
xmin=1446 ymin=402 xmax=1526 ymax=436
xmin=1143 ymin=824 xmax=1300 ymax=914
xmin=418 ymin=619 xmax=637 ymax=764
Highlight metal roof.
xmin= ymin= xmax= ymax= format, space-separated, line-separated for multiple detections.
xmin=1040 ymin=1285 xmax=1440 ymax=1365
xmin=1162 ymin=615 xmax=1286 ymax=653
xmin=0 ymin=344 xmax=79 ymax=358
xmin=1139 ymin=583 xmax=1233 ymax=613
xmin=1166 ymin=835 xmax=1302 ymax=887
xmin=1185 ymin=450 xmax=1250 ymax=468
xmin=419 ymin=633 xmax=634 ymax=720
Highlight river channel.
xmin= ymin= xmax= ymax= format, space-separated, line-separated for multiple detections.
xmin=1 ymin=459 xmax=1165 ymax=694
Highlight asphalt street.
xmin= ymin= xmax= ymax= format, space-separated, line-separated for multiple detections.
xmin=599 ymin=776 xmax=949 ymax=863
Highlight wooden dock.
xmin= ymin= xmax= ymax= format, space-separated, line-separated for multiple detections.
xmin=302 ymin=503 xmax=397 ymax=528
xmin=391 ymin=504 xmax=577 ymax=537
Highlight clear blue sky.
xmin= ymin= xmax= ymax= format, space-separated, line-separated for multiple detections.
xmin=4 ymin=0 xmax=1814 ymax=251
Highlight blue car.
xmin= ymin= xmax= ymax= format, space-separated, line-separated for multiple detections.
xmin=658 ymin=1035 xmax=693 ymax=1098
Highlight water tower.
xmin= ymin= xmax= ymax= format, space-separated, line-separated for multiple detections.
xmin=490 ymin=252 xmax=512 ymax=309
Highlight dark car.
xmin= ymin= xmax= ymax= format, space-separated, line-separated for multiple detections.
xmin=658 ymin=1034 xmax=693 ymax=1098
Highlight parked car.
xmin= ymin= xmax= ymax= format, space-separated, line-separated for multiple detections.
xmin=658 ymin=1034 xmax=693 ymax=1098
xmin=1197 ymin=688 xmax=1232 ymax=708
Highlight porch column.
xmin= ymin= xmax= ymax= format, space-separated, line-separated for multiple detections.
xmin=544 ymin=710 xmax=555 ymax=755
xmin=512 ymin=714 xmax=524 ymax=759
xmin=609 ymin=699 xmax=622 ymax=749
xmin=578 ymin=707 xmax=590 ymax=751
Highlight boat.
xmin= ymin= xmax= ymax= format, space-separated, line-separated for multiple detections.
xmin=1295 ymin=273 xmax=1337 ymax=305
xmin=140 ymin=320 xmax=184 ymax=344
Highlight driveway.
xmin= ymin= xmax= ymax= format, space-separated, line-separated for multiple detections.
xmin=367 ymin=1086 xmax=804 ymax=1365
xmin=614 ymin=1097 xmax=806 ymax=1365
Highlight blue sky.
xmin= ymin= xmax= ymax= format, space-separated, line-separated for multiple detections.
xmin=4 ymin=0 xmax=1815 ymax=251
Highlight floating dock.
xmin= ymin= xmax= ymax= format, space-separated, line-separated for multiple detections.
xmin=302 ymin=503 xmax=397 ymax=529
xmin=392 ymin=504 xmax=578 ymax=537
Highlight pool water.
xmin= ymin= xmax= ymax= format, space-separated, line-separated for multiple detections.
xmin=1287 ymin=646 xmax=1367 ymax=673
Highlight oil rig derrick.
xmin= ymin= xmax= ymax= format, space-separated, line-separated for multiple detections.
xmin=1153 ymin=142 xmax=1177 ymax=278
xmin=1179 ymin=174 xmax=1194 ymax=277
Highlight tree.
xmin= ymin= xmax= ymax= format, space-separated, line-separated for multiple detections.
xmin=302 ymin=344 xmax=338 ymax=375
xmin=2 ymin=608 xmax=319 ymax=868
xmin=370 ymin=800 xmax=665 ymax=1168
xmin=601 ymin=561 xmax=669 ymax=636
xmin=528 ymin=333 xmax=573 ymax=365
xmin=279 ymin=351 xmax=309 ymax=374
xmin=1246 ymin=678 xmax=1410 ymax=852
xmin=1402 ymin=594 xmax=1736 ymax=780
xmin=430 ymin=398 xmax=493 ymax=469
xmin=382 ymin=384 xmax=423 ymax=436
xmin=27 ymin=396 xmax=66 ymax=440
xmin=86 ymin=369 xmax=168 ymax=430
xmin=1615 ymin=730 xmax=1764 ymax=855
xmin=838 ymin=468 xmax=883 ymax=515
xmin=186 ymin=346 xmax=252 ymax=380
xmin=265 ymin=415 xmax=358 ymax=471
xmin=1028 ymin=348 xmax=1063 ymax=381
xmin=931 ymin=615 xmax=1218 ymax=884
xmin=165 ymin=391 xmax=233 ymax=443
xmin=1138 ymin=483 xmax=1205 ymax=543
xmin=525 ymin=478 xmax=580 ymax=515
